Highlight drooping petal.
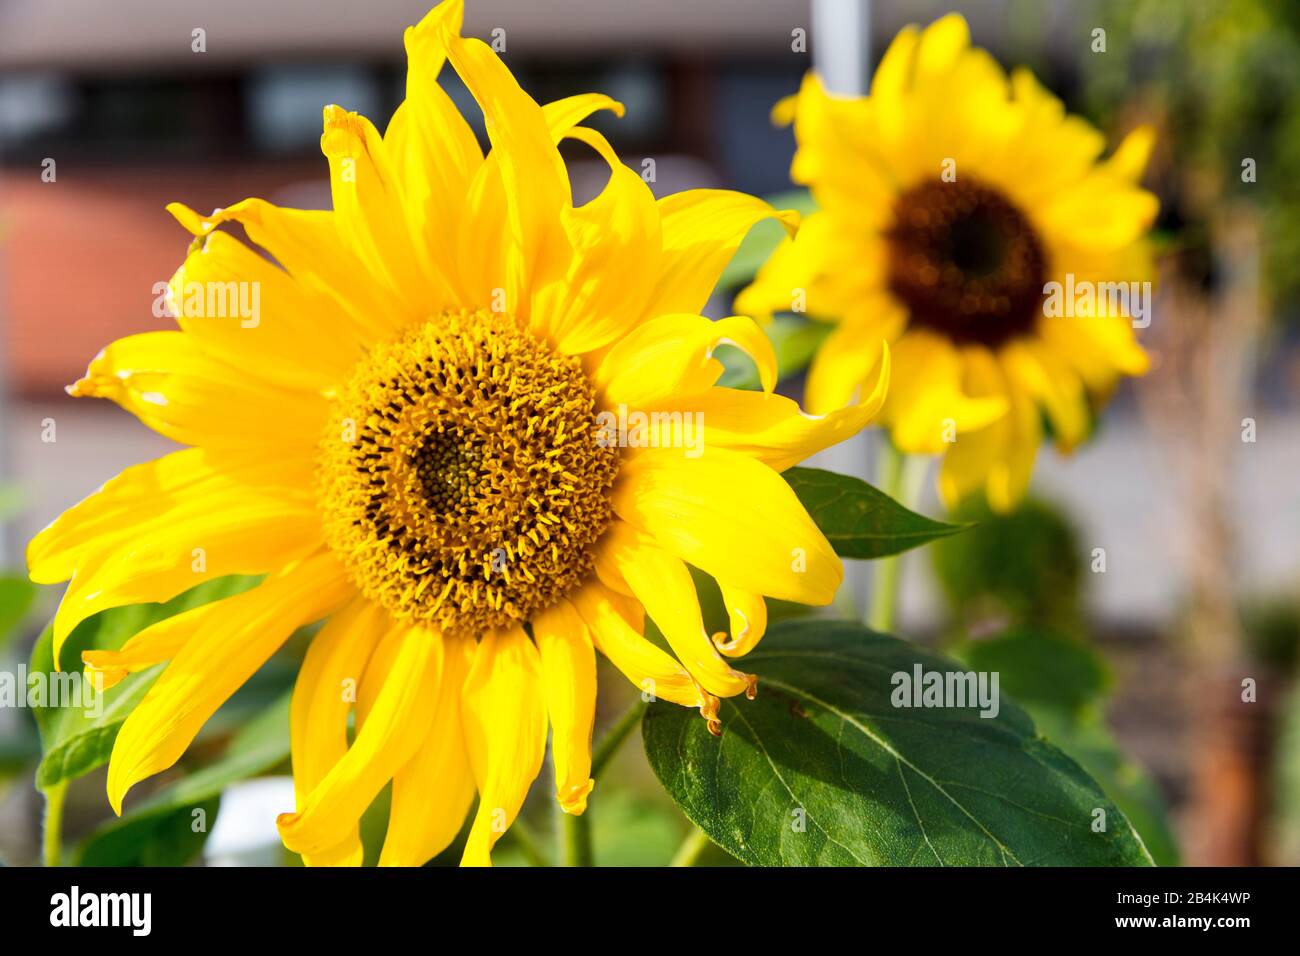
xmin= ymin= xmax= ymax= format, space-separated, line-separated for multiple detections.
xmin=714 ymin=584 xmax=768 ymax=658
xmin=379 ymin=634 xmax=477 ymax=867
xmin=531 ymin=599 xmax=597 ymax=815
xmin=459 ymin=626 xmax=548 ymax=866
xmin=288 ymin=597 xmax=389 ymax=867
xmin=278 ymin=623 xmax=442 ymax=858
xmin=107 ymin=553 xmax=353 ymax=813
xmin=601 ymin=523 xmax=755 ymax=699
xmin=571 ymin=579 xmax=704 ymax=710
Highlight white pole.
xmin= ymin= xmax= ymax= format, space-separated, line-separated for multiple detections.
xmin=811 ymin=0 xmax=872 ymax=96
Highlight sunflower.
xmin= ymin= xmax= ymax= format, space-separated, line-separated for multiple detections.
xmin=737 ymin=14 xmax=1157 ymax=511
xmin=27 ymin=0 xmax=887 ymax=867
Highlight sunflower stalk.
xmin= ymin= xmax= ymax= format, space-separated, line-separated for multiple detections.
xmin=558 ymin=699 xmax=647 ymax=866
xmin=42 ymin=781 xmax=68 ymax=868
xmin=866 ymin=442 xmax=927 ymax=632
xmin=669 ymin=826 xmax=713 ymax=867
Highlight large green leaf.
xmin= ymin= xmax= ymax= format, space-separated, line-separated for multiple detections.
xmin=30 ymin=576 xmax=262 ymax=791
xmin=785 ymin=467 xmax=968 ymax=559
xmin=958 ymin=630 xmax=1179 ymax=865
xmin=76 ymin=689 xmax=291 ymax=865
xmin=643 ymin=619 xmax=1154 ymax=866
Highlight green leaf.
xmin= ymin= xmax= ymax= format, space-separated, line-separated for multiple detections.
xmin=642 ymin=619 xmax=1154 ymax=866
xmin=956 ymin=629 xmax=1179 ymax=866
xmin=784 ymin=467 xmax=968 ymax=559
xmin=30 ymin=575 xmax=263 ymax=791
xmin=77 ymin=797 xmax=220 ymax=867
xmin=0 ymin=574 xmax=37 ymax=652
xmin=76 ymin=689 xmax=291 ymax=865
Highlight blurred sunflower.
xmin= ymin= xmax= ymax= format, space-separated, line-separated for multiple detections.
xmin=26 ymin=0 xmax=887 ymax=866
xmin=738 ymin=14 xmax=1157 ymax=511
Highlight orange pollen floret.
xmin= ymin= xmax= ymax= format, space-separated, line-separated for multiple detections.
xmin=318 ymin=309 xmax=620 ymax=635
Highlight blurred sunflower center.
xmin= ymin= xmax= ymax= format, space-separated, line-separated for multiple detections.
xmin=318 ymin=309 xmax=620 ymax=634
xmin=885 ymin=177 xmax=1046 ymax=347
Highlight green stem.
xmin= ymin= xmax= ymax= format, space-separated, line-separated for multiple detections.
xmin=508 ymin=816 xmax=550 ymax=867
xmin=669 ymin=826 xmax=713 ymax=867
xmin=42 ymin=781 xmax=68 ymax=868
xmin=866 ymin=442 xmax=926 ymax=633
xmin=558 ymin=699 xmax=647 ymax=867
xmin=560 ymin=808 xmax=593 ymax=868
xmin=591 ymin=699 xmax=647 ymax=777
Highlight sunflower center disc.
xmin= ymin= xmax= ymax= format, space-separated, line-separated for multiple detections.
xmin=319 ymin=310 xmax=619 ymax=634
xmin=885 ymin=177 xmax=1047 ymax=348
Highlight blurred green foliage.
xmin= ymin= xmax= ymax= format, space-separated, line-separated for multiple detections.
xmin=930 ymin=496 xmax=1085 ymax=637
xmin=1084 ymin=0 xmax=1300 ymax=313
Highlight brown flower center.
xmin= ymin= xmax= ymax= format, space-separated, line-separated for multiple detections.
xmin=885 ymin=177 xmax=1046 ymax=348
xmin=318 ymin=310 xmax=619 ymax=634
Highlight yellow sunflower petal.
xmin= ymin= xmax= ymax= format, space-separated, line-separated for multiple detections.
xmin=596 ymin=313 xmax=776 ymax=407
xmin=571 ymin=580 xmax=704 ymax=709
xmin=379 ymin=634 xmax=477 ymax=867
xmin=322 ymin=105 xmax=455 ymax=314
xmin=29 ymin=449 xmax=322 ymax=666
xmin=804 ymin=303 xmax=904 ymax=414
xmin=442 ymin=32 xmax=570 ymax=325
xmin=646 ymin=189 xmax=799 ymax=318
xmin=166 ymin=228 xmax=364 ymax=391
xmin=531 ymin=155 xmax=662 ymax=355
xmin=81 ymin=601 xmax=207 ymax=692
xmin=459 ymin=626 xmax=548 ymax=867
xmin=715 ymin=584 xmax=768 ymax=658
xmin=382 ymin=0 xmax=481 ymax=305
xmin=289 ymin=597 xmax=388 ymax=867
xmin=681 ymin=343 xmax=888 ymax=472
xmin=278 ymin=623 xmax=441 ymax=858
xmin=532 ymin=599 xmax=597 ymax=815
xmin=1002 ymin=340 xmax=1090 ymax=451
xmin=882 ymin=331 xmax=1009 ymax=454
xmin=107 ymin=553 xmax=352 ymax=814
xmin=612 ymin=446 xmax=840 ymax=605
xmin=68 ymin=331 xmax=327 ymax=452
xmin=166 ymin=199 xmax=404 ymax=341
xmin=602 ymin=523 xmax=754 ymax=699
